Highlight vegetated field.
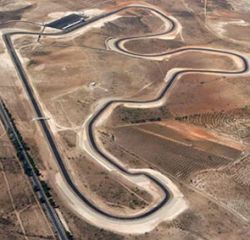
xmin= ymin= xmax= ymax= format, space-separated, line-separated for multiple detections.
xmin=175 ymin=105 xmax=250 ymax=142
xmin=0 ymin=123 xmax=54 ymax=240
xmin=100 ymin=119 xmax=244 ymax=180
xmin=190 ymin=156 xmax=250 ymax=221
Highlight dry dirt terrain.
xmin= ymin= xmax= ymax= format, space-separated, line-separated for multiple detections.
xmin=0 ymin=0 xmax=250 ymax=239
xmin=0 ymin=122 xmax=55 ymax=240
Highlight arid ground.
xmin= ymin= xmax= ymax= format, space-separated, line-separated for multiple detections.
xmin=0 ymin=0 xmax=250 ymax=239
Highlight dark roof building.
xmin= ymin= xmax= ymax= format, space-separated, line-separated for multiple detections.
xmin=46 ymin=14 xmax=85 ymax=30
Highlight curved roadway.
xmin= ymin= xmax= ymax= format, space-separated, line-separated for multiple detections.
xmin=2 ymin=3 xmax=249 ymax=234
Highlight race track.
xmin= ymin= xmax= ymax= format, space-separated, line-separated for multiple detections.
xmin=2 ymin=3 xmax=249 ymax=234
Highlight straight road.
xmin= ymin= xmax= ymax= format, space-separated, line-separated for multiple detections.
xmin=0 ymin=100 xmax=69 ymax=240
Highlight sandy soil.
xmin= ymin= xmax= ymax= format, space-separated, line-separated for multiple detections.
xmin=1 ymin=0 xmax=250 ymax=238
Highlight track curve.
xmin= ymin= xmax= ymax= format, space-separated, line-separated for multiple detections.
xmin=2 ymin=3 xmax=249 ymax=233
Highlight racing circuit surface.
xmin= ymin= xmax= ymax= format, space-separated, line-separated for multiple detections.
xmin=2 ymin=2 xmax=250 ymax=235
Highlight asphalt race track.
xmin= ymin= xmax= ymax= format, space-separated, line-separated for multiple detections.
xmin=2 ymin=3 xmax=249 ymax=233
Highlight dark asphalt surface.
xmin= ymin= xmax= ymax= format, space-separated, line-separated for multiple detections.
xmin=3 ymin=4 xmax=249 ymax=224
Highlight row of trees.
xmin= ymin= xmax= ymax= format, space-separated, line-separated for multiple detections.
xmin=1 ymin=101 xmax=73 ymax=238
